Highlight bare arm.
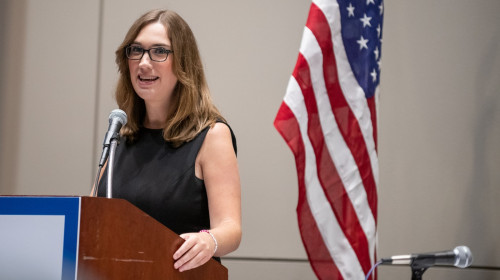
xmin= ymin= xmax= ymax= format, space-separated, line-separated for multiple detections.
xmin=173 ymin=123 xmax=242 ymax=271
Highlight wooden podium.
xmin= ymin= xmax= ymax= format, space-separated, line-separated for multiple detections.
xmin=0 ymin=196 xmax=228 ymax=280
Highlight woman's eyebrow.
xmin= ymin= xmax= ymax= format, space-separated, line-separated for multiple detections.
xmin=131 ymin=42 xmax=171 ymax=48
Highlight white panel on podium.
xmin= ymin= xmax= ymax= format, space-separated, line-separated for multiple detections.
xmin=0 ymin=215 xmax=65 ymax=279
xmin=0 ymin=197 xmax=80 ymax=280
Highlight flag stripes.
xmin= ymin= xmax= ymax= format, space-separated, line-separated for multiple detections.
xmin=280 ymin=79 xmax=366 ymax=279
xmin=274 ymin=0 xmax=380 ymax=279
xmin=307 ymin=1 xmax=378 ymax=219
xmin=275 ymin=102 xmax=342 ymax=278
xmin=293 ymin=48 xmax=373 ymax=276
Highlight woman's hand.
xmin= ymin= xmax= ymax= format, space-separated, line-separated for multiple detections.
xmin=173 ymin=231 xmax=216 ymax=272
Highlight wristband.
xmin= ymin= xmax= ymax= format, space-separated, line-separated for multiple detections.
xmin=200 ymin=229 xmax=218 ymax=254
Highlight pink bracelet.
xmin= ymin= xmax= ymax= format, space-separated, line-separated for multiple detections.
xmin=200 ymin=229 xmax=218 ymax=254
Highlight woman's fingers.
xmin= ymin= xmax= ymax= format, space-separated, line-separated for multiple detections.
xmin=173 ymin=234 xmax=192 ymax=261
xmin=173 ymin=232 xmax=214 ymax=272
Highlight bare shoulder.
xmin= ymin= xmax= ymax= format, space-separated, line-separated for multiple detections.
xmin=205 ymin=122 xmax=232 ymax=142
xmin=196 ymin=122 xmax=236 ymax=179
xmin=199 ymin=122 xmax=234 ymax=161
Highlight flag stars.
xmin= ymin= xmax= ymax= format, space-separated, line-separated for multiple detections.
xmin=360 ymin=13 xmax=372 ymax=28
xmin=340 ymin=1 xmax=383 ymax=88
xmin=370 ymin=69 xmax=377 ymax=82
xmin=347 ymin=3 xmax=355 ymax=17
xmin=357 ymin=36 xmax=369 ymax=50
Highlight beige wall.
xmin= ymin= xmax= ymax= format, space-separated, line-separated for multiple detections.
xmin=0 ymin=0 xmax=100 ymax=195
xmin=1 ymin=0 xmax=499 ymax=279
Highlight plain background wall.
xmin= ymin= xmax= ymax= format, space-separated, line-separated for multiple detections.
xmin=1 ymin=0 xmax=499 ymax=279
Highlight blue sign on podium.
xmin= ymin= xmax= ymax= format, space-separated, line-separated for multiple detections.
xmin=0 ymin=196 xmax=80 ymax=280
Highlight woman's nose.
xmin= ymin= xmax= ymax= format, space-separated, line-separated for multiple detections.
xmin=138 ymin=52 xmax=153 ymax=68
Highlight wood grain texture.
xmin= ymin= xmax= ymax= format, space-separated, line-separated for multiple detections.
xmin=78 ymin=197 xmax=227 ymax=280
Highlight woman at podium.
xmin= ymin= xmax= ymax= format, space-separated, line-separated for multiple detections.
xmin=94 ymin=9 xmax=241 ymax=273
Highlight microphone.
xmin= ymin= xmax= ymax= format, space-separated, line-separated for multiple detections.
xmin=98 ymin=109 xmax=127 ymax=167
xmin=381 ymin=246 xmax=473 ymax=269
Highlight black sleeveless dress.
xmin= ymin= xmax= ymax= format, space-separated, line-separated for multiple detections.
xmin=97 ymin=123 xmax=236 ymax=236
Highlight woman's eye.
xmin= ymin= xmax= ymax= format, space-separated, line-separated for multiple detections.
xmin=131 ymin=46 xmax=143 ymax=53
xmin=154 ymin=47 xmax=168 ymax=54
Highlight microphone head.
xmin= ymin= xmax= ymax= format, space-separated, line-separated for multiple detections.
xmin=109 ymin=109 xmax=128 ymax=126
xmin=454 ymin=246 xmax=473 ymax=268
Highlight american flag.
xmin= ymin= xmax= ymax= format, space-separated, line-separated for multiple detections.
xmin=274 ymin=0 xmax=383 ymax=279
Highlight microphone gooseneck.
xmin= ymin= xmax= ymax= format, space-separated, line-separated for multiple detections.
xmin=93 ymin=109 xmax=127 ymax=197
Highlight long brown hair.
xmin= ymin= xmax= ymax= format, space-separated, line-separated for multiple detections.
xmin=115 ymin=9 xmax=224 ymax=146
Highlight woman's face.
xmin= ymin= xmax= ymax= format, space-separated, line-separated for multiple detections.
xmin=128 ymin=22 xmax=178 ymax=110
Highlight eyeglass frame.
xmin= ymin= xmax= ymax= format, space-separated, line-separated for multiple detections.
xmin=125 ymin=45 xmax=174 ymax=62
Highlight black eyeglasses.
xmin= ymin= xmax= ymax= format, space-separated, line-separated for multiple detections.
xmin=125 ymin=45 xmax=173 ymax=62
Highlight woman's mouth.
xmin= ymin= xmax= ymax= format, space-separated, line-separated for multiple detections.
xmin=138 ymin=75 xmax=159 ymax=82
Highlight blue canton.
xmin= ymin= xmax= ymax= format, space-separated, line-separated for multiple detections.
xmin=338 ymin=0 xmax=384 ymax=98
